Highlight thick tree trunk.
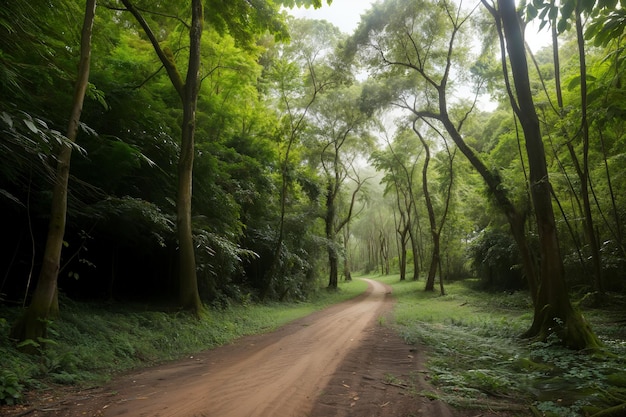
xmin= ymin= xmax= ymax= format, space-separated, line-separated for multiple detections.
xmin=10 ymin=0 xmax=97 ymax=346
xmin=424 ymin=236 xmax=440 ymax=292
xmin=498 ymin=0 xmax=600 ymax=349
xmin=328 ymin=247 xmax=339 ymax=289
xmin=177 ymin=103 xmax=201 ymax=313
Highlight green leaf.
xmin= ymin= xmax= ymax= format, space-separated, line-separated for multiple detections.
xmin=567 ymin=75 xmax=581 ymax=90
xmin=560 ymin=0 xmax=576 ymax=20
xmin=23 ymin=119 xmax=38 ymax=134
xmin=557 ymin=17 xmax=570 ymax=33
xmin=581 ymin=0 xmax=596 ymax=13
xmin=0 ymin=111 xmax=13 ymax=128
xmin=0 ymin=189 xmax=23 ymax=206
xmin=527 ymin=4 xmax=538 ymax=20
xmin=548 ymin=5 xmax=558 ymax=20
xmin=17 ymin=339 xmax=40 ymax=349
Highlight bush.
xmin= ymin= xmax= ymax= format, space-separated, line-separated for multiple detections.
xmin=467 ymin=228 xmax=525 ymax=290
xmin=0 ymin=370 xmax=23 ymax=405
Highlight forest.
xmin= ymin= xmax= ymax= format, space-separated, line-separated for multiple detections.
xmin=1 ymin=0 xmax=626 ymax=415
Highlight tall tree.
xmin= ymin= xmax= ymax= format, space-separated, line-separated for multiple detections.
xmin=262 ymin=18 xmax=343 ymax=298
xmin=413 ymin=120 xmax=455 ymax=294
xmin=530 ymin=0 xmax=604 ymax=294
xmin=370 ymin=126 xmax=421 ymax=281
xmin=119 ymin=0 xmax=204 ymax=315
xmin=117 ymin=0 xmax=326 ymax=312
xmin=492 ymin=0 xmax=600 ymax=349
xmin=10 ymin=0 xmax=97 ymax=344
xmin=308 ymin=86 xmax=372 ymax=289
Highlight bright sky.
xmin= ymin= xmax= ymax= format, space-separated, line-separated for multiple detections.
xmin=288 ymin=0 xmax=375 ymax=34
xmin=287 ymin=0 xmax=550 ymax=52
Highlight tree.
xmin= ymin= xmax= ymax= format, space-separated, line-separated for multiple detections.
xmin=370 ymin=125 xmax=421 ymax=281
xmin=488 ymin=0 xmax=600 ymax=349
xmin=307 ymin=86 xmax=372 ymax=289
xmin=117 ymin=0 xmax=325 ymax=312
xmin=412 ymin=120 xmax=455 ymax=294
xmin=529 ymin=0 xmax=604 ymax=294
xmin=119 ymin=0 xmax=205 ymax=315
xmin=262 ymin=18 xmax=344 ymax=298
xmin=10 ymin=0 xmax=97 ymax=344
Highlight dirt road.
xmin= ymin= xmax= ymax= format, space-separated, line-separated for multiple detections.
xmin=103 ymin=279 xmax=394 ymax=417
xmin=3 ymin=279 xmax=472 ymax=417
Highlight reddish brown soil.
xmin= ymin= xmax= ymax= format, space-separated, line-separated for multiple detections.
xmin=2 ymin=279 xmax=526 ymax=417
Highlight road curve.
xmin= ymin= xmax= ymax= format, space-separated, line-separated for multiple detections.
xmin=103 ymin=278 xmax=392 ymax=417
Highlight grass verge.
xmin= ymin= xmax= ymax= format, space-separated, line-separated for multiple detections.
xmin=374 ymin=275 xmax=626 ymax=417
xmin=0 ymin=279 xmax=368 ymax=404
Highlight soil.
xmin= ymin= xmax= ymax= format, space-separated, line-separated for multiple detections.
xmin=1 ymin=279 xmax=526 ymax=417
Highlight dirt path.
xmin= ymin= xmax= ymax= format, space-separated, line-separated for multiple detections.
xmin=3 ymin=279 xmax=471 ymax=417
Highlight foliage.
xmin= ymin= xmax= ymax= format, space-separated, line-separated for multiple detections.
xmin=0 ymin=370 xmax=23 ymax=406
xmin=467 ymin=227 xmax=525 ymax=290
xmin=377 ymin=275 xmax=626 ymax=416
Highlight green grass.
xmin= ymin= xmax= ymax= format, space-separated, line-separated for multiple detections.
xmin=370 ymin=274 xmax=626 ymax=417
xmin=0 ymin=279 xmax=368 ymax=402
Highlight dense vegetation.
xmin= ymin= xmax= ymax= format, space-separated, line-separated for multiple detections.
xmin=384 ymin=276 xmax=626 ymax=417
xmin=2 ymin=0 xmax=626 ymax=413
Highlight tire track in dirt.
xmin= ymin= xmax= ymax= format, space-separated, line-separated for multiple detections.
xmin=101 ymin=279 xmax=392 ymax=417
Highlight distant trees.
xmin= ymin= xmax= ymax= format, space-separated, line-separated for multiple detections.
xmin=370 ymin=126 xmax=421 ymax=282
xmin=306 ymin=86 xmax=373 ymax=289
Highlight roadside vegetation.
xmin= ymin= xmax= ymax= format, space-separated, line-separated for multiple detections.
xmin=0 ymin=279 xmax=368 ymax=406
xmin=377 ymin=275 xmax=626 ymax=417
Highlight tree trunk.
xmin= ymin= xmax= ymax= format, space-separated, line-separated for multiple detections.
xmin=440 ymin=112 xmax=539 ymax=305
xmin=121 ymin=0 xmax=204 ymax=315
xmin=414 ymin=124 xmax=439 ymax=292
xmin=409 ymin=219 xmax=421 ymax=280
xmin=342 ymin=224 xmax=352 ymax=281
xmin=398 ymin=230 xmax=408 ymax=281
xmin=10 ymin=0 xmax=97 ymax=346
xmin=326 ymin=182 xmax=338 ymax=289
xmin=574 ymin=10 xmax=603 ymax=293
xmin=498 ymin=0 xmax=600 ymax=349
xmin=176 ymin=0 xmax=203 ymax=315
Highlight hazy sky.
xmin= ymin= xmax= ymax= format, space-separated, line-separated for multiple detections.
xmin=288 ymin=0 xmax=375 ymax=34
xmin=287 ymin=0 xmax=549 ymax=52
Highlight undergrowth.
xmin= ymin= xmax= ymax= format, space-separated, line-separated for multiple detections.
xmin=376 ymin=275 xmax=626 ymax=417
xmin=0 ymin=279 xmax=368 ymax=405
